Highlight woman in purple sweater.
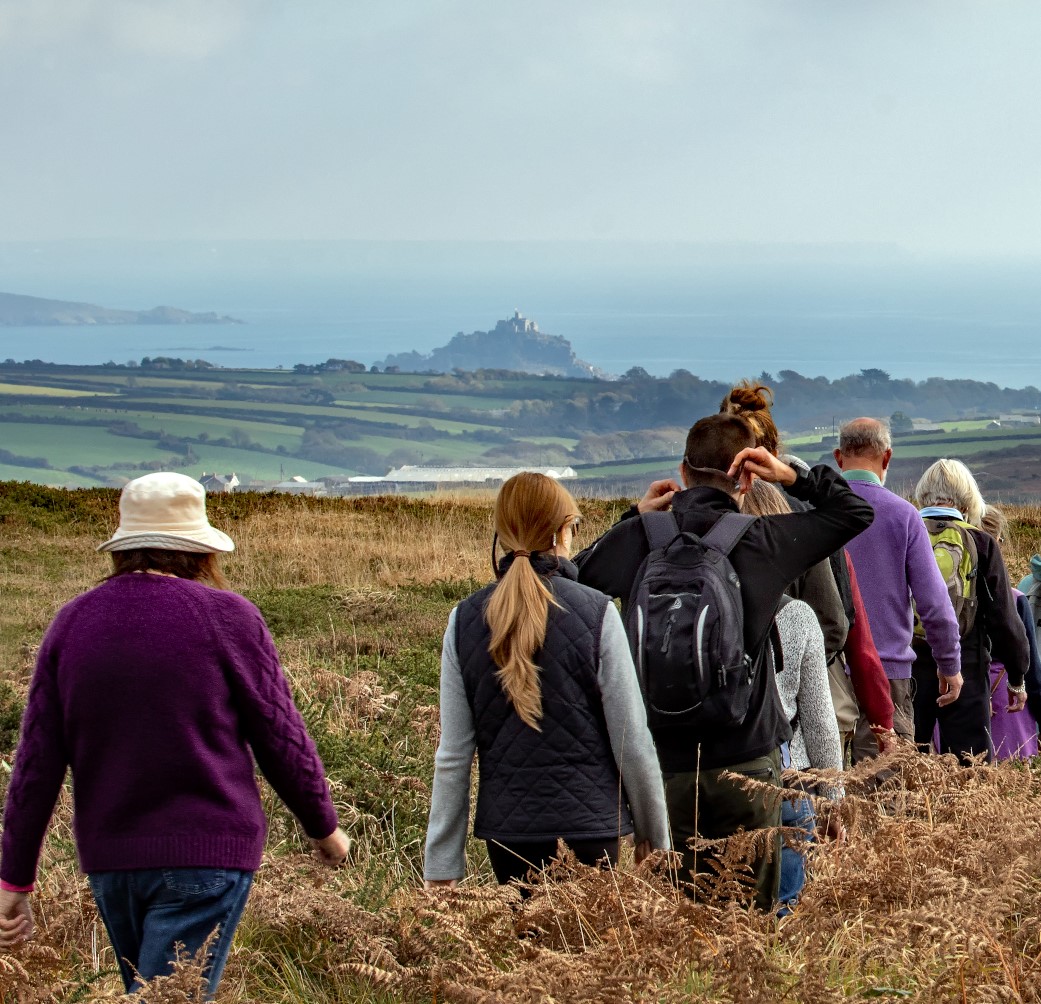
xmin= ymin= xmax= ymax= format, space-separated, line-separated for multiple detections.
xmin=0 ymin=473 xmax=350 ymax=997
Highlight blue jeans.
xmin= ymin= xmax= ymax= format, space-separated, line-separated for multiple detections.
xmin=778 ymin=796 xmax=816 ymax=908
xmin=88 ymin=867 xmax=253 ymax=998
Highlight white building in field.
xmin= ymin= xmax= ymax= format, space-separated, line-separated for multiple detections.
xmin=271 ymin=476 xmax=325 ymax=496
xmin=382 ymin=465 xmax=577 ymax=486
xmin=199 ymin=472 xmax=239 ymax=493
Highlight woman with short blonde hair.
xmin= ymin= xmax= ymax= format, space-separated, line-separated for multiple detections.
xmin=915 ymin=458 xmax=986 ymax=529
xmin=912 ymin=460 xmax=1030 ymax=760
xmin=424 ymin=472 xmax=669 ymax=887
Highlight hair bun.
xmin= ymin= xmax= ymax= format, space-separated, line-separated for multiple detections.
xmin=725 ymin=381 xmax=774 ymax=413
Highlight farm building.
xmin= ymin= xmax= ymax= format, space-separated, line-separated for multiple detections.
xmin=271 ymin=476 xmax=325 ymax=496
xmin=199 ymin=472 xmax=239 ymax=493
xmin=382 ymin=465 xmax=577 ymax=486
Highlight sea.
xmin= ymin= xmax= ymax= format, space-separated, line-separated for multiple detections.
xmin=0 ymin=242 xmax=1038 ymax=389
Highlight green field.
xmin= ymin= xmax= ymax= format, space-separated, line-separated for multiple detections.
xmin=0 ymin=423 xmax=359 ymax=482
xmin=0 ymin=463 xmax=99 ymax=487
xmin=329 ymin=405 xmax=492 ymax=434
xmin=0 ymin=382 xmax=116 ymax=398
xmin=4 ymin=364 xmax=1041 ymax=494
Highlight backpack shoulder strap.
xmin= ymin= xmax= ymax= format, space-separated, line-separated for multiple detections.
xmin=639 ymin=510 xmax=681 ymax=552
xmin=701 ymin=511 xmax=757 ymax=556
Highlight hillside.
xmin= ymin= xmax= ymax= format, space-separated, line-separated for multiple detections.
xmin=0 ymin=291 xmax=242 ymax=325
xmin=2 ymin=486 xmax=1041 ymax=1002
xmin=378 ymin=310 xmax=604 ymax=378
xmin=2 ymin=358 xmax=1041 ymax=496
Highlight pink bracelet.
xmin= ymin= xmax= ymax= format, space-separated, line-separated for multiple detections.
xmin=0 ymin=880 xmax=33 ymax=893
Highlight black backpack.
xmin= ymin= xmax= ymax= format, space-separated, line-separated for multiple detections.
xmin=626 ymin=510 xmax=758 ymax=731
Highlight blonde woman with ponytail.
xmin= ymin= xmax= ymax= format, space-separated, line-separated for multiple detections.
xmin=424 ymin=473 xmax=669 ymax=888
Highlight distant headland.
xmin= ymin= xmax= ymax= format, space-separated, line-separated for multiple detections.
xmin=377 ymin=310 xmax=605 ymax=379
xmin=0 ymin=291 xmax=243 ymax=326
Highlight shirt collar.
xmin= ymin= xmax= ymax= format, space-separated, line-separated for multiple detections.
xmin=841 ymin=469 xmax=883 ymax=486
xmin=919 ymin=505 xmax=964 ymax=520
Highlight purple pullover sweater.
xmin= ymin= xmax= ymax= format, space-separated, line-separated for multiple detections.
xmin=0 ymin=574 xmax=338 ymax=889
xmin=842 ymin=476 xmax=961 ymax=680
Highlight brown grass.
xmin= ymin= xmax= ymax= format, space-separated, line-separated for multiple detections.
xmin=2 ymin=488 xmax=1041 ymax=1002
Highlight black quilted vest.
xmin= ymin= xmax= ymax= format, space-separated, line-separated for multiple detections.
xmin=455 ymin=556 xmax=634 ymax=842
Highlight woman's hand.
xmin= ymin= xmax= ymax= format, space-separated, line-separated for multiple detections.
xmin=313 ymin=827 xmax=352 ymax=867
xmin=1007 ymin=686 xmax=1028 ymax=713
xmin=424 ymin=878 xmax=459 ymax=890
xmin=0 ymin=891 xmax=33 ymax=949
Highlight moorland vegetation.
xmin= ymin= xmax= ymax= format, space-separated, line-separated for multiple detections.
xmin=3 ymin=483 xmax=1041 ymax=1001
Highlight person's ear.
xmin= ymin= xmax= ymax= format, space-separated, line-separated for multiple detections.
xmin=833 ymin=449 xmax=844 ymax=469
xmin=882 ymin=448 xmax=893 ymax=470
xmin=677 ymin=461 xmax=688 ymax=488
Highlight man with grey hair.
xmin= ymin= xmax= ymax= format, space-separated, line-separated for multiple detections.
xmin=834 ymin=417 xmax=962 ymax=760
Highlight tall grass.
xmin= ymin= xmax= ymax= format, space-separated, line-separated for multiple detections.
xmin=1 ymin=484 xmax=1040 ymax=1001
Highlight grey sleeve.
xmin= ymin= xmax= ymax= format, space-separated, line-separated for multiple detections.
xmin=423 ymin=609 xmax=476 ymax=881
xmin=788 ymin=603 xmax=845 ymax=799
xmin=597 ymin=604 xmax=672 ymax=850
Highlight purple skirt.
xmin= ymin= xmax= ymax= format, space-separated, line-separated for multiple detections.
xmin=989 ymin=662 xmax=1039 ymax=760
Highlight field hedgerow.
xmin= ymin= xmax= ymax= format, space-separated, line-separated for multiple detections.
xmin=1 ymin=483 xmax=1041 ymax=1002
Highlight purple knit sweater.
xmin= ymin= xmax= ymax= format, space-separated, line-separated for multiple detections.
xmin=0 ymin=574 xmax=338 ymax=888
xmin=842 ymin=476 xmax=961 ymax=680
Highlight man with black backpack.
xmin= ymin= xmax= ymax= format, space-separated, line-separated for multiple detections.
xmin=574 ymin=414 xmax=873 ymax=910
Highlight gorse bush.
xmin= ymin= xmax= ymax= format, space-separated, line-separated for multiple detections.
xmin=1 ymin=484 xmax=1041 ymax=1001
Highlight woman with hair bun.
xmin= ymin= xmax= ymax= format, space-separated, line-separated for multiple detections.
xmin=423 ymin=473 xmax=669 ymax=887
xmin=720 ymin=380 xmax=897 ymax=759
xmin=720 ymin=381 xmax=781 ymax=456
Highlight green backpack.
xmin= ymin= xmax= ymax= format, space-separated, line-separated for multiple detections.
xmin=913 ymin=516 xmax=979 ymax=640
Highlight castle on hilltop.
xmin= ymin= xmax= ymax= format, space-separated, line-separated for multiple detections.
xmin=496 ymin=309 xmax=539 ymax=335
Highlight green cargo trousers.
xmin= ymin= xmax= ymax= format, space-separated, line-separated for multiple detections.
xmin=663 ymin=748 xmax=783 ymax=912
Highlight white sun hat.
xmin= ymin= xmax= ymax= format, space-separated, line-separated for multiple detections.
xmin=97 ymin=472 xmax=235 ymax=553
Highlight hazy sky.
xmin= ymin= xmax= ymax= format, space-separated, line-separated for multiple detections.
xmin=2 ymin=1 xmax=1040 ymax=253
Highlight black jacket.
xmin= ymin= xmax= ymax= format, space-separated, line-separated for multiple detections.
xmin=962 ymin=528 xmax=1029 ymax=682
xmin=574 ymin=464 xmax=874 ymax=771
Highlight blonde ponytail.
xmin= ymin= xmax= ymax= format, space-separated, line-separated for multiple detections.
xmin=485 ymin=556 xmax=553 ymax=729
xmin=483 ymin=473 xmax=579 ymax=731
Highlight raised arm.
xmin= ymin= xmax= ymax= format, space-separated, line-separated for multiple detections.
xmin=728 ymin=453 xmax=875 ymax=588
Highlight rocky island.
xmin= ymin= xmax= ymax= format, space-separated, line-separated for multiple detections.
xmin=378 ymin=310 xmax=605 ymax=379
xmin=0 ymin=291 xmax=243 ymax=326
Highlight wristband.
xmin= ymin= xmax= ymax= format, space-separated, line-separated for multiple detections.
xmin=0 ymin=879 xmax=33 ymax=893
xmin=1008 ymin=682 xmax=1027 ymax=695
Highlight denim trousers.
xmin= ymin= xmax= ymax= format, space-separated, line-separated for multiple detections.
xmin=778 ymin=795 xmax=816 ymax=908
xmin=88 ymin=867 xmax=253 ymax=998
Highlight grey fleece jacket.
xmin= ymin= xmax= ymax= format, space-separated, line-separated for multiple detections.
xmin=424 ymin=602 xmax=671 ymax=881
xmin=775 ymin=599 xmax=844 ymax=798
